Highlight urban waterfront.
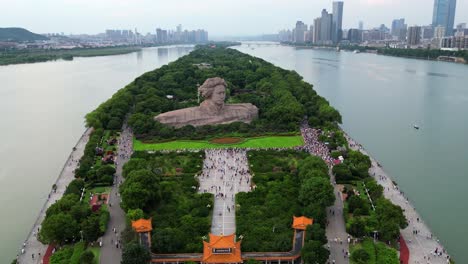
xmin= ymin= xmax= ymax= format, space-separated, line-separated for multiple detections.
xmin=234 ymin=43 xmax=468 ymax=261
xmin=1 ymin=43 xmax=467 ymax=262
xmin=0 ymin=45 xmax=193 ymax=262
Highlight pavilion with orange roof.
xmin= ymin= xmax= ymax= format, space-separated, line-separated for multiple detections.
xmin=132 ymin=218 xmax=153 ymax=249
xmin=202 ymin=233 xmax=242 ymax=263
xmin=292 ymin=216 xmax=313 ymax=230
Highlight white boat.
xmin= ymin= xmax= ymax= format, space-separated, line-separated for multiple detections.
xmin=413 ymin=124 xmax=420 ymax=130
xmin=353 ymin=50 xmax=360 ymax=54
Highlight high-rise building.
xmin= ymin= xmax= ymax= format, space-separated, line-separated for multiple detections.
xmin=390 ymin=19 xmax=408 ymax=41
xmin=294 ymin=21 xmax=308 ymax=43
xmin=347 ymin=29 xmax=362 ymax=43
xmin=313 ymin=18 xmax=321 ymax=44
xmin=432 ymin=0 xmax=457 ymax=36
xmin=359 ymin=21 xmax=364 ymax=30
xmin=332 ymin=1 xmax=344 ymax=44
xmin=407 ymin=26 xmax=422 ymax=45
xmin=320 ymin=9 xmax=333 ymax=44
xmin=421 ymin=26 xmax=434 ymax=39
xmin=434 ymin=25 xmax=446 ymax=39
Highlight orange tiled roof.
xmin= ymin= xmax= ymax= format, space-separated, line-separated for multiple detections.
xmin=292 ymin=216 xmax=313 ymax=230
xmin=202 ymin=233 xmax=242 ymax=263
xmin=131 ymin=218 xmax=153 ymax=233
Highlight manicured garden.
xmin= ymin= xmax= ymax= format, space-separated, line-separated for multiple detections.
xmin=133 ymin=135 xmax=304 ymax=151
xmin=237 ymin=150 xmax=334 ymax=263
xmin=350 ymin=238 xmax=398 ymax=264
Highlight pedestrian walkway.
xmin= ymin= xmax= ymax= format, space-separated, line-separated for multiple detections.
xmin=345 ymin=133 xmax=451 ymax=264
xmin=100 ymin=124 xmax=133 ymax=264
xmin=326 ymin=170 xmax=350 ymax=264
xmin=198 ymin=149 xmax=252 ymax=236
xmin=17 ymin=128 xmax=92 ymax=264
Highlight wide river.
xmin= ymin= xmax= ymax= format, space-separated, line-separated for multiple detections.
xmin=233 ymin=43 xmax=468 ymax=261
xmin=0 ymin=45 xmax=193 ymax=262
xmin=1 ymin=43 xmax=467 ymax=262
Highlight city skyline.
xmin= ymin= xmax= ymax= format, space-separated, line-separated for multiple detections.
xmin=1 ymin=0 xmax=467 ymax=37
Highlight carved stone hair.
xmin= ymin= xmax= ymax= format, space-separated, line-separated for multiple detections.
xmin=198 ymin=77 xmax=227 ymax=98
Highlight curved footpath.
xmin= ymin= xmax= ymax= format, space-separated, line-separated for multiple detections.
xmin=16 ymin=128 xmax=92 ymax=264
xmin=344 ymin=133 xmax=451 ymax=264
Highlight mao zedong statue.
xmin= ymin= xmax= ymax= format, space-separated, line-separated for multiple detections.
xmin=154 ymin=77 xmax=258 ymax=128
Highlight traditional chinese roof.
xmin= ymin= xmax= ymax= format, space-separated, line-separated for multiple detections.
xmin=202 ymin=233 xmax=242 ymax=263
xmin=131 ymin=218 xmax=152 ymax=233
xmin=292 ymin=216 xmax=313 ymax=230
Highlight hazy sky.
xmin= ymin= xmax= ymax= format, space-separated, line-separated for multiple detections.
xmin=1 ymin=0 xmax=467 ymax=36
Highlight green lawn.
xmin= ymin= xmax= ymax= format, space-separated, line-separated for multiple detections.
xmin=84 ymin=187 xmax=111 ymax=201
xmin=89 ymin=246 xmax=101 ymax=264
xmin=133 ymin=136 xmax=304 ymax=151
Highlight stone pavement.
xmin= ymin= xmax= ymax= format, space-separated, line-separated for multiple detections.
xmin=345 ymin=133 xmax=451 ymax=264
xmin=100 ymin=124 xmax=133 ymax=264
xmin=17 ymin=128 xmax=92 ymax=264
xmin=326 ymin=170 xmax=350 ymax=264
xmin=198 ymin=149 xmax=252 ymax=236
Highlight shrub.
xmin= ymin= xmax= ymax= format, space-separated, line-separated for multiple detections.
xmin=352 ymin=248 xmax=370 ymax=263
xmin=79 ymin=250 xmax=94 ymax=264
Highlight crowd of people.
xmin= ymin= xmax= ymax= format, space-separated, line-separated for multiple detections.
xmin=300 ymin=123 xmax=334 ymax=165
xmin=198 ymin=149 xmax=252 ymax=235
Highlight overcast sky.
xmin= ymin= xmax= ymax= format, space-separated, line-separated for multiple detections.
xmin=1 ymin=0 xmax=467 ymax=36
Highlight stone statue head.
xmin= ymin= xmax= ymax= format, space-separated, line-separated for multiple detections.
xmin=198 ymin=77 xmax=226 ymax=107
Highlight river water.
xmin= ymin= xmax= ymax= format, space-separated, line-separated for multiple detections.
xmin=0 ymin=45 xmax=193 ymax=262
xmin=1 ymin=43 xmax=467 ymax=262
xmin=233 ymin=43 xmax=468 ymax=261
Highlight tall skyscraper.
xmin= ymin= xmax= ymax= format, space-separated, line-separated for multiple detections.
xmin=313 ymin=18 xmax=321 ymax=44
xmin=407 ymin=26 xmax=422 ymax=45
xmin=359 ymin=21 xmax=364 ymax=30
xmin=432 ymin=0 xmax=457 ymax=36
xmin=320 ymin=9 xmax=333 ymax=44
xmin=332 ymin=1 xmax=344 ymax=44
xmin=294 ymin=21 xmax=308 ymax=44
xmin=391 ymin=19 xmax=407 ymax=41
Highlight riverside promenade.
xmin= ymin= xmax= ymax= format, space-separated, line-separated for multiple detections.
xmin=344 ymin=133 xmax=451 ymax=264
xmin=17 ymin=128 xmax=92 ymax=264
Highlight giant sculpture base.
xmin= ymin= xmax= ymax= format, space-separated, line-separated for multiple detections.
xmin=154 ymin=103 xmax=258 ymax=128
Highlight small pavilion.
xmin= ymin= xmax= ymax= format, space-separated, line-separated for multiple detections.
xmin=132 ymin=218 xmax=153 ymax=249
xmin=292 ymin=216 xmax=313 ymax=230
xmin=202 ymin=233 xmax=242 ymax=264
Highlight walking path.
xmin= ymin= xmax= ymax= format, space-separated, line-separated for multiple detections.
xmin=198 ymin=149 xmax=252 ymax=236
xmin=301 ymin=124 xmax=350 ymax=264
xmin=17 ymin=128 xmax=92 ymax=264
xmin=326 ymin=171 xmax=350 ymax=264
xmin=345 ymin=133 xmax=451 ymax=264
xmin=100 ymin=124 xmax=133 ymax=264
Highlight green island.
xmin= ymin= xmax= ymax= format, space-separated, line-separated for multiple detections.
xmin=30 ymin=43 xmax=408 ymax=264
xmin=0 ymin=46 xmax=142 ymax=66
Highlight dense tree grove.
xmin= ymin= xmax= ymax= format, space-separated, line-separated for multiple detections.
xmin=237 ymin=150 xmax=333 ymax=263
xmin=120 ymin=151 xmax=212 ymax=253
xmin=122 ymin=242 xmax=151 ymax=264
xmin=86 ymin=45 xmax=341 ymax=141
xmin=39 ymin=194 xmax=108 ymax=244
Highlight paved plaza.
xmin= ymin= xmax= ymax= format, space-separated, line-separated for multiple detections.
xmin=198 ymin=149 xmax=252 ymax=236
xmin=346 ymin=134 xmax=451 ymax=264
xmin=17 ymin=129 xmax=92 ymax=264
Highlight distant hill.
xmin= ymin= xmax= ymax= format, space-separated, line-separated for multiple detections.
xmin=0 ymin=27 xmax=49 ymax=42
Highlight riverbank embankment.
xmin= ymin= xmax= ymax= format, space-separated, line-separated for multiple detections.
xmin=343 ymin=132 xmax=452 ymax=264
xmin=16 ymin=128 xmax=92 ymax=264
